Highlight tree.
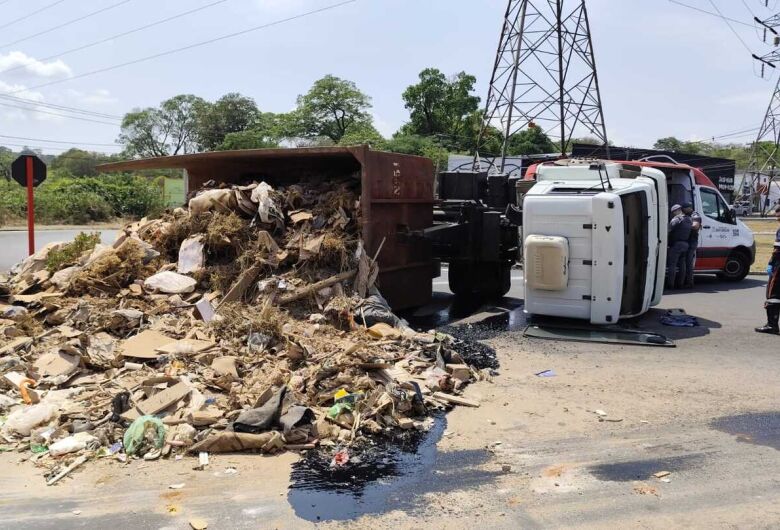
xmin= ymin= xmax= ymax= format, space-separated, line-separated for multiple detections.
xmin=385 ymin=133 xmax=449 ymax=171
xmin=338 ymin=121 xmax=386 ymax=148
xmin=50 ymin=148 xmax=114 ymax=177
xmin=401 ymin=68 xmax=480 ymax=151
xmin=506 ymin=125 xmax=556 ymax=155
xmin=117 ymin=94 xmax=205 ymax=158
xmin=215 ymin=112 xmax=284 ymax=150
xmin=653 ymin=137 xmax=684 ymax=152
xmin=293 ymin=75 xmax=372 ymax=143
xmin=195 ymin=93 xmax=260 ymax=151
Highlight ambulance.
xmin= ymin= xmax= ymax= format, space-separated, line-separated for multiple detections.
xmin=526 ymin=158 xmax=755 ymax=282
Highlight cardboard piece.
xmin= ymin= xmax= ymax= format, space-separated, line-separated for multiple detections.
xmin=289 ymin=210 xmax=313 ymax=224
xmin=136 ymin=381 xmax=191 ymax=416
xmin=0 ymin=336 xmax=33 ymax=355
xmin=34 ymin=352 xmax=80 ymax=377
xmin=119 ymin=330 xmax=174 ymax=360
xmin=367 ymin=323 xmax=399 ymax=339
xmin=211 ymin=356 xmax=238 ymax=378
xmin=155 ymin=339 xmax=216 ymax=355
xmin=10 ymin=292 xmax=64 ymax=304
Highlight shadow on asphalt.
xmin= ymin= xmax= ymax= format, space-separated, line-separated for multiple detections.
xmin=679 ymin=276 xmax=765 ymax=293
xmin=628 ymin=308 xmax=721 ymax=341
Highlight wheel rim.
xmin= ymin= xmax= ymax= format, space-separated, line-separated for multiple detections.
xmin=725 ymin=257 xmax=743 ymax=276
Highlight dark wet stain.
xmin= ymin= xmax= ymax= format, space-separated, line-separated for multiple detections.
xmin=589 ymin=454 xmax=704 ymax=482
xmin=288 ymin=415 xmax=499 ymax=522
xmin=711 ymin=412 xmax=780 ymax=451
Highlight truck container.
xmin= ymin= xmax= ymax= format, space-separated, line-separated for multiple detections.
xmin=99 ymin=146 xmax=435 ymax=310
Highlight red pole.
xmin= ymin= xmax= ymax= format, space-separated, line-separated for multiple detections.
xmin=26 ymin=156 xmax=34 ymax=256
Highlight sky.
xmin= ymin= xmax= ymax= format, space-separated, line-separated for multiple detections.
xmin=0 ymin=0 xmax=778 ymax=156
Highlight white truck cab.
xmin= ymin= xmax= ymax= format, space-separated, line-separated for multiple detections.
xmin=522 ymin=161 xmax=667 ymax=324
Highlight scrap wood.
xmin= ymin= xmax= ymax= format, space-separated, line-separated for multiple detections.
xmin=46 ymin=454 xmax=89 ymax=486
xmin=277 ymin=270 xmax=357 ymax=305
xmin=218 ymin=265 xmax=262 ymax=307
xmin=432 ymin=392 xmax=480 ymax=407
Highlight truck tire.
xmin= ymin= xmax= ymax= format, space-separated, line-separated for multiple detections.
xmin=448 ymin=261 xmax=512 ymax=298
xmin=717 ymin=251 xmax=750 ymax=282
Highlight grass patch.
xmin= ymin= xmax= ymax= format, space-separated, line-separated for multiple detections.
xmin=45 ymin=232 xmax=101 ymax=273
xmin=163 ymin=177 xmax=185 ymax=207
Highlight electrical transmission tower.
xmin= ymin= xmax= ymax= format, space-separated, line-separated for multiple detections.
xmin=746 ymin=4 xmax=780 ymax=213
xmin=475 ymin=0 xmax=608 ymax=174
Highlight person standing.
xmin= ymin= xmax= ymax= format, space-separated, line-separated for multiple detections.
xmin=756 ymin=212 xmax=780 ymax=334
xmin=666 ymin=204 xmax=692 ymax=290
xmin=682 ymin=203 xmax=701 ymax=288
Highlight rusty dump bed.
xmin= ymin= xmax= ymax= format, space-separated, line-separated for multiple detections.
xmin=98 ymin=145 xmax=435 ymax=310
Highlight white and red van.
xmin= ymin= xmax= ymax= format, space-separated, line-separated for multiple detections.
xmin=526 ymin=159 xmax=755 ymax=281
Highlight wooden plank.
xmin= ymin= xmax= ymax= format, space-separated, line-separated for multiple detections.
xmin=432 ymin=391 xmax=480 ymax=407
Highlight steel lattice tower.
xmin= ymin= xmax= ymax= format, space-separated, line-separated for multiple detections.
xmin=745 ymin=6 xmax=780 ymax=213
xmin=476 ymin=0 xmax=608 ymax=173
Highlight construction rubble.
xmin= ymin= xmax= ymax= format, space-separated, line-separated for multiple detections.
xmin=0 ymin=177 xmax=486 ymax=484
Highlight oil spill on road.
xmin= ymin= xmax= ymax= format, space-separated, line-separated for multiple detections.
xmin=287 ymin=415 xmax=500 ymax=522
xmin=589 ymin=454 xmax=704 ymax=482
xmin=711 ymin=412 xmax=780 ymax=451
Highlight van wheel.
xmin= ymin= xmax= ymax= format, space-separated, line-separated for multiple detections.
xmin=717 ymin=252 xmax=750 ymax=282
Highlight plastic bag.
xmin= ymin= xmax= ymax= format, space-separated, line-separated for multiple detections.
xmin=49 ymin=432 xmax=98 ymax=457
xmin=123 ymin=415 xmax=166 ymax=456
xmin=1 ymin=403 xmax=58 ymax=437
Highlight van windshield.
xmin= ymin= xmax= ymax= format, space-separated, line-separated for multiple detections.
xmin=701 ymin=187 xmax=734 ymax=224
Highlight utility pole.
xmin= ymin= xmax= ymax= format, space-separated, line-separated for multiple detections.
xmin=475 ymin=0 xmax=608 ymax=174
xmin=746 ymin=4 xmax=780 ymax=214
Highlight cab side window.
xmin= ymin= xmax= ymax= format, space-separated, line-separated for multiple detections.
xmin=700 ymin=188 xmax=734 ymax=224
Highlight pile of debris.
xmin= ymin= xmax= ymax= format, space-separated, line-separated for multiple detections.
xmin=0 ymin=177 xmax=484 ymax=484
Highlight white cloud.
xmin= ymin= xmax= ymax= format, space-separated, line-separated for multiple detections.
xmin=714 ymin=89 xmax=772 ymax=106
xmin=0 ymin=80 xmax=63 ymax=123
xmin=0 ymin=51 xmax=71 ymax=78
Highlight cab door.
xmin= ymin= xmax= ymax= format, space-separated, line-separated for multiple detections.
xmin=696 ymin=186 xmax=736 ymax=270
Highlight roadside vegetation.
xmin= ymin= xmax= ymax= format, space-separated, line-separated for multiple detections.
xmin=0 ymin=71 xmax=761 ymax=227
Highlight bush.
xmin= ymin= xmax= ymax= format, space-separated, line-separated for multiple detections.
xmin=0 ymin=172 xmax=166 ymax=226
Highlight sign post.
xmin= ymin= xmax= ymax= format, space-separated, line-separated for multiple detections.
xmin=11 ymin=154 xmax=47 ymax=256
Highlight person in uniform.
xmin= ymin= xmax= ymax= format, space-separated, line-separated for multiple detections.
xmin=756 ymin=212 xmax=780 ymax=334
xmin=682 ymin=203 xmax=702 ymax=288
xmin=666 ymin=204 xmax=692 ymax=290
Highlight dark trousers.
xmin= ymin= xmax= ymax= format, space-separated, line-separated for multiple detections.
xmin=666 ymin=240 xmax=689 ymax=289
xmin=684 ymin=242 xmax=698 ymax=286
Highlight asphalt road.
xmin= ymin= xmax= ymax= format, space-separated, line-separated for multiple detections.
xmin=2 ymin=265 xmax=778 ymax=528
xmin=0 ymin=229 xmax=118 ymax=272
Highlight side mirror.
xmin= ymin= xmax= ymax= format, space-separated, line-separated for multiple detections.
xmin=728 ymin=206 xmax=736 ymax=224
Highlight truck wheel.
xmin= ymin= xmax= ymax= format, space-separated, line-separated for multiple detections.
xmin=448 ymin=262 xmax=512 ymax=298
xmin=717 ymin=252 xmax=750 ymax=282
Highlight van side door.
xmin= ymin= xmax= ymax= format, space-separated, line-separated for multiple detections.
xmin=698 ymin=186 xmax=736 ymax=269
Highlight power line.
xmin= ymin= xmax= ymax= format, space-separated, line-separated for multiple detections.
xmin=741 ymin=0 xmax=757 ymax=18
xmin=0 ymin=0 xmax=133 ymax=51
xmin=0 ymin=133 xmax=118 ymax=147
xmin=0 ymin=0 xmax=230 ymax=77
xmin=7 ymin=0 xmax=357 ymax=95
xmin=0 ymin=101 xmax=119 ymax=125
xmin=668 ymin=0 xmax=755 ymax=27
xmin=0 ymin=141 xmax=120 ymax=155
xmin=707 ymin=0 xmax=754 ymax=53
xmin=0 ymin=94 xmax=121 ymax=120
xmin=0 ymin=0 xmax=69 ymax=32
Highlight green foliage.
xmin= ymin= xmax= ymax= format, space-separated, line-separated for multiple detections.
xmin=118 ymin=94 xmax=206 ymax=157
xmin=217 ymin=127 xmax=279 ymax=151
xmin=50 ymin=148 xmax=117 ymax=177
xmin=0 ymin=172 xmax=165 ymax=225
xmin=196 ymin=93 xmax=262 ymax=151
xmin=45 ymin=232 xmax=101 ymax=273
xmin=292 ymin=75 xmax=372 ymax=143
xmin=401 ymin=68 xmax=480 ymax=152
xmin=506 ymin=126 xmax=557 ymax=155
xmin=385 ymin=134 xmax=449 ymax=171
xmin=338 ymin=122 xmax=387 ymax=148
